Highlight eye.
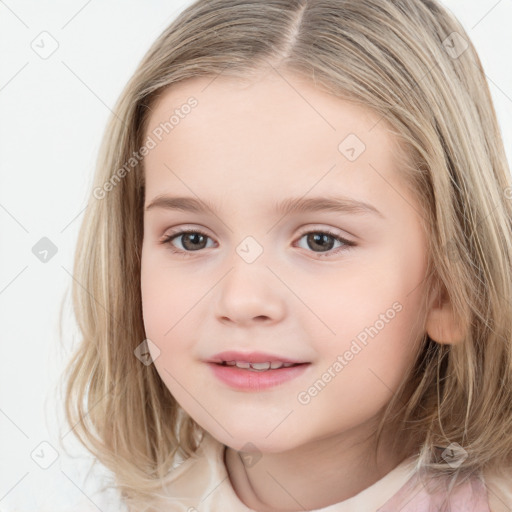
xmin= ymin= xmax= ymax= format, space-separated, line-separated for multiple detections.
xmin=294 ymin=228 xmax=356 ymax=257
xmin=160 ymin=228 xmax=215 ymax=257
xmin=160 ymin=227 xmax=356 ymax=258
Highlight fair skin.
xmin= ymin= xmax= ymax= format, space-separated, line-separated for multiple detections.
xmin=140 ymin=67 xmax=462 ymax=511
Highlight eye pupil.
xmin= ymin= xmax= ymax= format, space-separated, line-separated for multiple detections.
xmin=307 ymin=233 xmax=335 ymax=252
xmin=182 ymin=233 xmax=206 ymax=250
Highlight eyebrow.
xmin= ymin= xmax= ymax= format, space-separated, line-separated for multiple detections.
xmin=145 ymin=195 xmax=385 ymax=219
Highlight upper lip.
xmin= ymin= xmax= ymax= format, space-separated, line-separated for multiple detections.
xmin=208 ymin=351 xmax=308 ymax=364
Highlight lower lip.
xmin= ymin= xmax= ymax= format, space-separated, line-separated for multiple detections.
xmin=207 ymin=362 xmax=310 ymax=391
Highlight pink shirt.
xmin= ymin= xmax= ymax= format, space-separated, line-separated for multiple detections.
xmin=164 ymin=431 xmax=512 ymax=511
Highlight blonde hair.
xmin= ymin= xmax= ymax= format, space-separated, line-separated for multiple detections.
xmin=60 ymin=0 xmax=512 ymax=508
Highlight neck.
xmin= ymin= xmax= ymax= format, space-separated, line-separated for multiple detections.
xmin=224 ymin=425 xmax=404 ymax=512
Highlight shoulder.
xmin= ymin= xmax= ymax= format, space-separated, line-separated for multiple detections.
xmin=483 ymin=465 xmax=512 ymax=512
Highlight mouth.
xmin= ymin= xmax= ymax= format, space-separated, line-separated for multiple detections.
xmin=206 ymin=352 xmax=312 ymax=391
xmin=208 ymin=350 xmax=309 ymax=366
xmin=206 ymin=351 xmax=311 ymax=390
xmin=215 ymin=360 xmax=306 ymax=371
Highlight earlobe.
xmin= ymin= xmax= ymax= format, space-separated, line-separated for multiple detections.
xmin=425 ymin=286 xmax=466 ymax=345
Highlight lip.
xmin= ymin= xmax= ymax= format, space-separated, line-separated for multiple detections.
xmin=207 ymin=361 xmax=311 ymax=391
xmin=208 ymin=350 xmax=307 ymax=364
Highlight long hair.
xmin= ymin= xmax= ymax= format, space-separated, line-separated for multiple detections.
xmin=60 ymin=0 xmax=512 ymax=509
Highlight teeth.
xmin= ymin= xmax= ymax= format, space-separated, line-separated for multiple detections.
xmin=221 ymin=360 xmax=298 ymax=371
xmin=249 ymin=362 xmax=271 ymax=370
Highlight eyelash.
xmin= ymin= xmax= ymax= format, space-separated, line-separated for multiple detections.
xmin=159 ymin=227 xmax=356 ymax=258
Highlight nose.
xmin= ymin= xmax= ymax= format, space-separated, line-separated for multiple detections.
xmin=213 ymin=259 xmax=287 ymax=326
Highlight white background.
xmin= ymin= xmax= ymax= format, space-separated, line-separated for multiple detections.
xmin=0 ymin=1 xmax=511 ymax=510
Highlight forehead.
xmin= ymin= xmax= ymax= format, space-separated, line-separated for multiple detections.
xmin=145 ymin=71 xmax=390 ymax=145
xmin=142 ymin=70 xmax=408 ymax=214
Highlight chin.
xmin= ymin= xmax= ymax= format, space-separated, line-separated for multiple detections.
xmin=202 ymin=424 xmax=304 ymax=454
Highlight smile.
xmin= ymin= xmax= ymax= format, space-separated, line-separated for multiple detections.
xmin=208 ymin=361 xmax=311 ymax=391
xmin=219 ymin=361 xmax=301 ymax=371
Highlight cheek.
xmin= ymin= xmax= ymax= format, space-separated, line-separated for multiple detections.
xmin=299 ymin=249 xmax=426 ymax=385
xmin=290 ymin=252 xmax=420 ymax=346
xmin=297 ymin=302 xmax=422 ymax=426
xmin=140 ymin=272 xmax=169 ymax=340
xmin=140 ymin=247 xmax=196 ymax=337
xmin=140 ymin=252 xmax=208 ymax=390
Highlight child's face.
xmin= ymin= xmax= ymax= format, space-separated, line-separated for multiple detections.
xmin=141 ymin=69 xmax=429 ymax=454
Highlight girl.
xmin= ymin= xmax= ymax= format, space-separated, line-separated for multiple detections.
xmin=62 ymin=0 xmax=512 ymax=510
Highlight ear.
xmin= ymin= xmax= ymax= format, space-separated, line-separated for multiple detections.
xmin=425 ymin=282 xmax=465 ymax=345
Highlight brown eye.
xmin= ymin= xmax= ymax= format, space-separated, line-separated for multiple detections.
xmin=294 ymin=229 xmax=356 ymax=257
xmin=161 ymin=229 xmax=214 ymax=256
xmin=160 ymin=227 xmax=356 ymax=258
